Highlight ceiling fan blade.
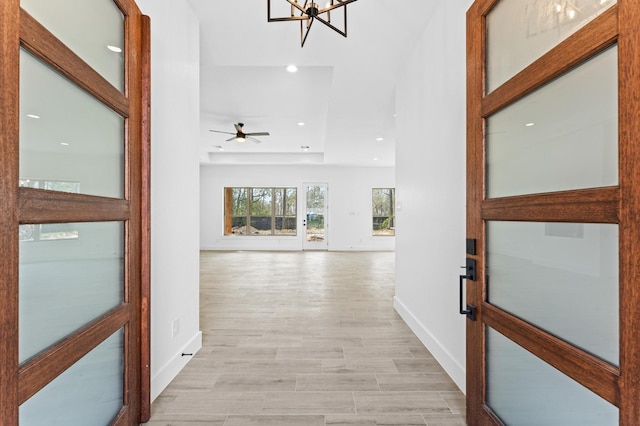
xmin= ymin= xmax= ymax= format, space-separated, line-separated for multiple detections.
xmin=210 ymin=130 xmax=235 ymax=135
xmin=247 ymin=136 xmax=262 ymax=144
xmin=225 ymin=136 xmax=237 ymax=142
xmin=245 ymin=132 xmax=270 ymax=136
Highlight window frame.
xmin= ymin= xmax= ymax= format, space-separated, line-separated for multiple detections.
xmin=224 ymin=186 xmax=297 ymax=236
xmin=372 ymin=188 xmax=396 ymax=236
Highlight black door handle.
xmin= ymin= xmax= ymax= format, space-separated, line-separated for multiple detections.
xmin=459 ymin=258 xmax=476 ymax=321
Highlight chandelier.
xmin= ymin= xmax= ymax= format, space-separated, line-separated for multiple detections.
xmin=268 ymin=0 xmax=358 ymax=47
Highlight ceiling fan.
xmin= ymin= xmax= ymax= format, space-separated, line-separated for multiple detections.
xmin=209 ymin=123 xmax=270 ymax=144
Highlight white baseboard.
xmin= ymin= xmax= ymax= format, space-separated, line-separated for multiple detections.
xmin=200 ymin=246 xmax=395 ymax=252
xmin=328 ymin=246 xmax=395 ymax=252
xmin=393 ymin=296 xmax=466 ymax=394
xmin=150 ymin=331 xmax=202 ymax=402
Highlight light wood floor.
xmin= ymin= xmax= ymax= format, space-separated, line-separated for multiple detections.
xmin=144 ymin=251 xmax=466 ymax=426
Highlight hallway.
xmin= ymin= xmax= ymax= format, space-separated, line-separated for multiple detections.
xmin=145 ymin=251 xmax=465 ymax=425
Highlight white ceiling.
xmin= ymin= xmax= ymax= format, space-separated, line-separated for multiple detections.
xmin=189 ymin=0 xmax=440 ymax=166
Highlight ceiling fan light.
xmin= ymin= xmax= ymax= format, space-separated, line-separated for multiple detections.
xmin=236 ymin=136 xmax=246 ymax=142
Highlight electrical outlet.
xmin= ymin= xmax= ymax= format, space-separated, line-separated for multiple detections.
xmin=171 ymin=318 xmax=180 ymax=337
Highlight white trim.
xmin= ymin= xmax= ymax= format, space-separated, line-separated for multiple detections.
xmin=329 ymin=246 xmax=395 ymax=252
xmin=150 ymin=331 xmax=202 ymax=402
xmin=200 ymin=246 xmax=395 ymax=252
xmin=394 ymin=296 xmax=466 ymax=394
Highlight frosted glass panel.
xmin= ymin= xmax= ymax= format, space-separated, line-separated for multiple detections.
xmin=487 ymin=221 xmax=618 ymax=365
xmin=20 ymin=0 xmax=124 ymax=91
xmin=486 ymin=0 xmax=616 ymax=91
xmin=487 ymin=46 xmax=617 ymax=198
xmin=20 ymin=329 xmax=124 ymax=425
xmin=487 ymin=328 xmax=618 ymax=425
xmin=20 ymin=49 xmax=125 ymax=199
xmin=19 ymin=222 xmax=124 ymax=363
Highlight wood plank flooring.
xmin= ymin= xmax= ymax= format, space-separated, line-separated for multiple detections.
xmin=144 ymin=251 xmax=466 ymax=426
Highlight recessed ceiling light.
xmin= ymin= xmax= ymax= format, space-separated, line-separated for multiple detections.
xmin=376 ymin=137 xmax=384 ymax=141
xmin=526 ymin=122 xmax=535 ymax=127
xmin=27 ymin=114 xmax=40 ymax=119
xmin=107 ymin=45 xmax=122 ymax=53
xmin=60 ymin=142 xmax=70 ymax=146
xmin=373 ymin=157 xmax=379 ymax=161
xmin=286 ymin=64 xmax=298 ymax=73
xmin=298 ymin=122 xmax=305 ymax=126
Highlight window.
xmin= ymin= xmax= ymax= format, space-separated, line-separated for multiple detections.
xmin=225 ymin=187 xmax=297 ymax=236
xmin=19 ymin=179 xmax=80 ymax=241
xmin=372 ymin=188 xmax=395 ymax=236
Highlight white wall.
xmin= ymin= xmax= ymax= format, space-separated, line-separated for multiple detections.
xmin=137 ymin=0 xmax=202 ymax=402
xmin=200 ymin=164 xmax=395 ymax=251
xmin=394 ymin=0 xmax=473 ymax=393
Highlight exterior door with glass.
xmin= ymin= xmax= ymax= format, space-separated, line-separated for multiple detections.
xmin=0 ymin=0 xmax=149 ymax=424
xmin=303 ymin=184 xmax=328 ymax=250
xmin=465 ymin=0 xmax=640 ymax=424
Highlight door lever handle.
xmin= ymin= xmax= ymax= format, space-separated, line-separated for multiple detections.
xmin=459 ymin=258 xmax=476 ymax=321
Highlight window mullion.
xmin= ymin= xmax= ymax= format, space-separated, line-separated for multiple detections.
xmin=270 ymin=187 xmax=275 ymax=236
xmin=246 ymin=187 xmax=251 ymax=235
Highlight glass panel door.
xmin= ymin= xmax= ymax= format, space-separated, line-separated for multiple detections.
xmin=486 ymin=46 xmax=618 ymax=198
xmin=303 ymin=184 xmax=328 ymax=250
xmin=21 ymin=0 xmax=126 ymax=91
xmin=486 ymin=0 xmax=616 ymax=92
xmin=19 ymin=221 xmax=125 ymax=363
xmin=20 ymin=49 xmax=125 ymax=199
xmin=486 ymin=221 xmax=618 ymax=365
xmin=486 ymin=328 xmax=618 ymax=425
xmin=465 ymin=0 xmax=640 ymax=424
xmin=0 ymin=0 xmax=149 ymax=424
xmin=20 ymin=329 xmax=125 ymax=425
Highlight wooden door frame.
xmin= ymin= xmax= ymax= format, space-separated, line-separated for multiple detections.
xmin=466 ymin=0 xmax=640 ymax=424
xmin=0 ymin=1 xmax=150 ymax=424
xmin=0 ymin=0 xmax=21 ymax=422
xmin=140 ymin=13 xmax=152 ymax=423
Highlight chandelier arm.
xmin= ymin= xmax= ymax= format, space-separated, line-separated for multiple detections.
xmin=317 ymin=0 xmax=357 ymax=14
xmin=268 ymin=0 xmax=308 ymax=21
xmin=315 ymin=15 xmax=346 ymax=37
xmin=301 ymin=17 xmax=314 ymax=47
xmin=269 ymin=16 xmax=308 ymax=21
